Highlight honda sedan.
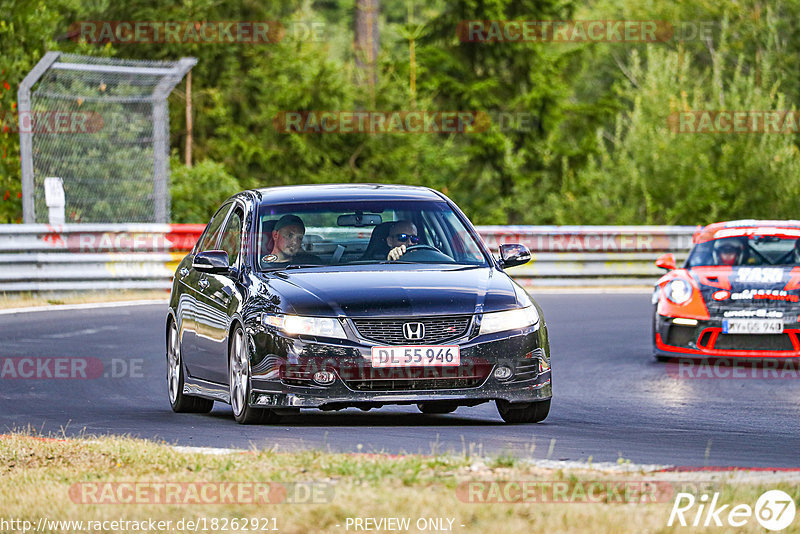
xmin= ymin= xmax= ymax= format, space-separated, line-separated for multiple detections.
xmin=166 ymin=184 xmax=551 ymax=424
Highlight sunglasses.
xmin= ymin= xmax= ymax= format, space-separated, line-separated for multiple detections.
xmin=393 ymin=233 xmax=420 ymax=244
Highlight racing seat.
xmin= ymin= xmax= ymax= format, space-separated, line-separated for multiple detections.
xmin=360 ymin=222 xmax=394 ymax=261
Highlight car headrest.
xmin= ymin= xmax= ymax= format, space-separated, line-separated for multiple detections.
xmin=361 ymin=222 xmax=394 ymax=259
xmin=261 ymin=219 xmax=277 ymax=254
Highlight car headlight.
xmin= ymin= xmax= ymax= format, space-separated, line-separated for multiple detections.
xmin=262 ymin=314 xmax=347 ymax=339
xmin=664 ymin=279 xmax=693 ymax=304
xmin=479 ymin=306 xmax=540 ymax=335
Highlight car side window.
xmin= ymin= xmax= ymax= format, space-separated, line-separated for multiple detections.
xmin=219 ymin=208 xmax=243 ymax=267
xmin=197 ymin=203 xmax=232 ymax=253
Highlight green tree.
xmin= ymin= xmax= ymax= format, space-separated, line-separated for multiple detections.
xmin=170 ymin=158 xmax=241 ymax=223
xmin=548 ymin=36 xmax=800 ymax=224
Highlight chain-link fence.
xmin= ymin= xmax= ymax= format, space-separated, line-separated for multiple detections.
xmin=18 ymin=53 xmax=195 ymax=223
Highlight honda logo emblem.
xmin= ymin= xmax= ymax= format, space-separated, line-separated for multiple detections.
xmin=403 ymin=322 xmax=425 ymax=340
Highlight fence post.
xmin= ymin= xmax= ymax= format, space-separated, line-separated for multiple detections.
xmin=18 ymin=51 xmax=62 ymax=224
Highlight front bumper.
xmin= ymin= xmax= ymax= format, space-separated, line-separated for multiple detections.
xmin=246 ymin=324 xmax=552 ymax=409
xmin=654 ymin=314 xmax=800 ymax=358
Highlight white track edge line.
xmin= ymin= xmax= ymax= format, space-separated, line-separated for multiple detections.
xmin=0 ymin=299 xmax=169 ymax=315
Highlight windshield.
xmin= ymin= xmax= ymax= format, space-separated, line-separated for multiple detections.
xmin=255 ymin=200 xmax=489 ymax=270
xmin=687 ymin=235 xmax=800 ymax=267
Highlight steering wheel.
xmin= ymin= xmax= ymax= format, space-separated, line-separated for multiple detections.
xmin=398 ymin=244 xmax=453 ymax=262
xmin=403 ymin=244 xmax=441 ymax=254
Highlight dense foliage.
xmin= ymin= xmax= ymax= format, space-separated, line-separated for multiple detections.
xmin=1 ymin=0 xmax=798 ymax=224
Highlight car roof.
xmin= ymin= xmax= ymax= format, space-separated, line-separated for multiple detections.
xmin=247 ymin=184 xmax=445 ymax=205
xmin=694 ymin=220 xmax=800 ymax=243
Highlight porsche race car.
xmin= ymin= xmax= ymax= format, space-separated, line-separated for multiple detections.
xmin=653 ymin=220 xmax=800 ymax=360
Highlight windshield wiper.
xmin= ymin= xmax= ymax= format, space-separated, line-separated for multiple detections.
xmin=284 ymin=264 xmax=327 ymax=270
xmin=259 ymin=264 xmax=324 ymax=272
xmin=447 ymin=264 xmax=483 ymax=271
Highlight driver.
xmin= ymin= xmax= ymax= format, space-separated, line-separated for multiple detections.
xmin=386 ymin=220 xmax=420 ymax=261
xmin=713 ymin=239 xmax=745 ymax=266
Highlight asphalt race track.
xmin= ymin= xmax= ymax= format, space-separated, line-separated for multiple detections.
xmin=2 ymin=293 xmax=799 ymax=468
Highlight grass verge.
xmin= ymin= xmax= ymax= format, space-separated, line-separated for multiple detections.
xmin=2 ymin=432 xmax=798 ymax=533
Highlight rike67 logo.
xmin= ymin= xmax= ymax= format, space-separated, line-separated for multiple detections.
xmin=669 ymin=490 xmax=796 ymax=531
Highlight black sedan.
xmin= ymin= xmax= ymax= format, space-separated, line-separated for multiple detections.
xmin=166 ymin=184 xmax=551 ymax=424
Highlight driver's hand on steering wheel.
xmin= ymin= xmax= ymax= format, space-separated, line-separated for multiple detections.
xmin=387 ymin=245 xmax=407 ymax=261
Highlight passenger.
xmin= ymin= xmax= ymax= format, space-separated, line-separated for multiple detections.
xmin=263 ymin=214 xmax=321 ymax=265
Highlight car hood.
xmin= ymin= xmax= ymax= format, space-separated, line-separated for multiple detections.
xmin=255 ymin=265 xmax=521 ymax=317
xmin=688 ymin=265 xmax=800 ymax=308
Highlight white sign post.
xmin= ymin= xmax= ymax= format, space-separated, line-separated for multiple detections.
xmin=43 ymin=176 xmax=65 ymax=225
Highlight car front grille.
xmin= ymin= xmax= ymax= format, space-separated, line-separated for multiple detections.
xmin=345 ymin=377 xmax=485 ymax=391
xmin=351 ymin=316 xmax=472 ymax=345
xmin=712 ymin=333 xmax=794 ymax=351
xmin=341 ymin=361 xmax=491 ymax=391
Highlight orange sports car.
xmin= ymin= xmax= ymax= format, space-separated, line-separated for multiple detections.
xmin=652 ymin=220 xmax=800 ymax=360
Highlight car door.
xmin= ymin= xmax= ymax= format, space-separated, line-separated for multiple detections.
xmin=194 ymin=204 xmax=245 ymax=384
xmin=182 ymin=202 xmax=233 ymax=381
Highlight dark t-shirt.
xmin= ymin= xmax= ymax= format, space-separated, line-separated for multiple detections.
xmin=361 ymin=244 xmax=390 ymax=261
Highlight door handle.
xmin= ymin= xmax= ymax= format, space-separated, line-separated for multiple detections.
xmin=179 ymin=267 xmax=190 ymax=278
xmin=198 ymin=278 xmax=210 ymax=290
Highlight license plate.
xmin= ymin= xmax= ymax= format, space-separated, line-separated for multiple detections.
xmin=370 ymin=345 xmax=460 ymax=368
xmin=722 ymin=319 xmax=783 ymax=334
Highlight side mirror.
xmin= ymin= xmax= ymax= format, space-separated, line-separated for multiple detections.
xmin=498 ymin=244 xmax=531 ymax=269
xmin=655 ymin=253 xmax=677 ymax=271
xmin=193 ymin=250 xmax=230 ymax=273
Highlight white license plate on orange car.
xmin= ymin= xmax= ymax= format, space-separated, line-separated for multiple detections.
xmin=722 ymin=319 xmax=783 ymax=334
xmin=370 ymin=346 xmax=460 ymax=368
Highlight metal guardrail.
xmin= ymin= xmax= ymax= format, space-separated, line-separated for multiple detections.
xmin=0 ymin=224 xmax=697 ymax=292
xmin=0 ymin=224 xmax=203 ymax=291
xmin=479 ymin=225 xmax=696 ymax=287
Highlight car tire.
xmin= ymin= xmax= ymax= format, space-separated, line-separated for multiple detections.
xmin=496 ymin=399 xmax=550 ymax=424
xmin=167 ymin=320 xmax=214 ymax=414
xmin=229 ymin=325 xmax=279 ymax=425
xmin=417 ymin=403 xmax=458 ymax=415
xmin=651 ymin=308 xmax=672 ymax=362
